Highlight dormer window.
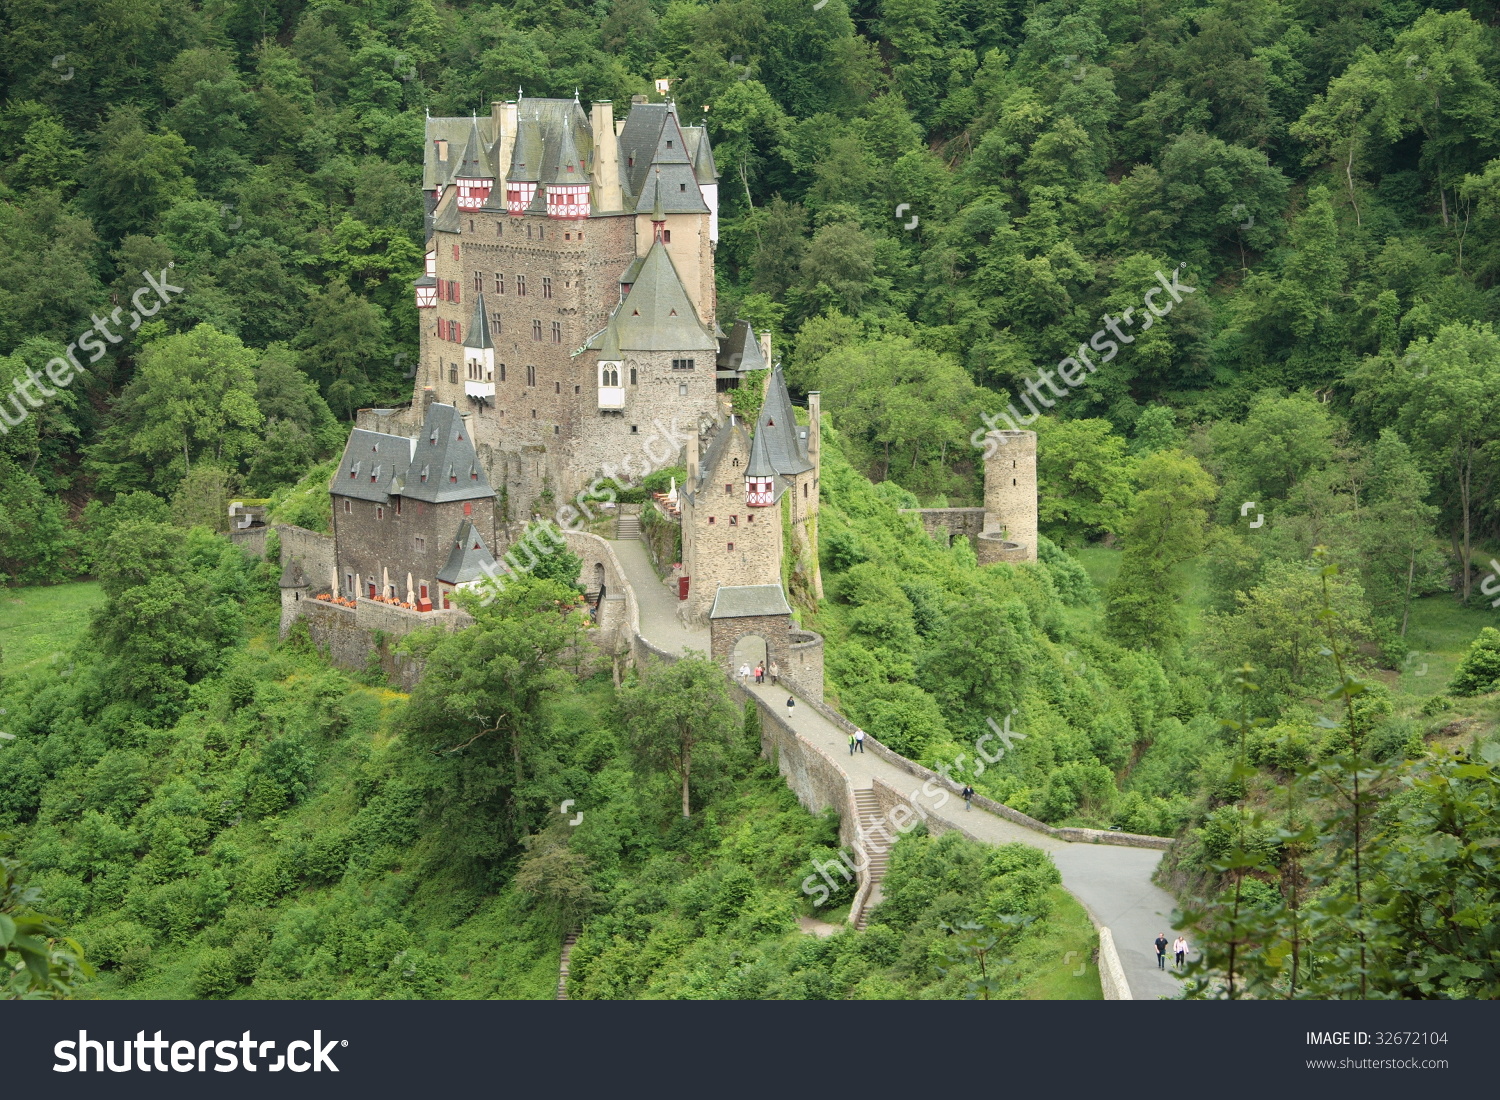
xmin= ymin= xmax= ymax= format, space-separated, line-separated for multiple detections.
xmin=449 ymin=466 xmax=457 ymax=484
xmin=420 ymin=465 xmax=429 ymax=482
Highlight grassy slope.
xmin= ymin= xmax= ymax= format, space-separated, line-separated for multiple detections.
xmin=0 ymin=581 xmax=104 ymax=678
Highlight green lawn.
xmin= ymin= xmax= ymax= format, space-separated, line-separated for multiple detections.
xmin=1020 ymin=886 xmax=1104 ymax=1000
xmin=1398 ymin=594 xmax=1496 ymax=695
xmin=0 ymin=581 xmax=105 ymax=676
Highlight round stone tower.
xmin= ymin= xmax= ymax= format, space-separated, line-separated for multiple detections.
xmin=981 ymin=429 xmax=1038 ymax=562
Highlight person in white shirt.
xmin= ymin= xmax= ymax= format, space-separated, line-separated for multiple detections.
xmin=739 ymin=662 xmax=751 ymax=684
xmin=1173 ymin=935 xmax=1188 ymax=968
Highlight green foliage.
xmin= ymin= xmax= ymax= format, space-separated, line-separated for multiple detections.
xmin=1449 ymin=627 xmax=1500 ymax=697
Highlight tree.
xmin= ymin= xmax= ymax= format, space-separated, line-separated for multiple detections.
xmin=1359 ymin=430 xmax=1443 ymax=634
xmin=399 ymin=576 xmax=588 ymax=864
xmin=90 ymin=324 xmax=264 ymax=495
xmin=1391 ymin=323 xmax=1500 ymax=602
xmin=2 ymin=839 xmax=90 ymax=999
xmin=1033 ymin=417 xmax=1134 ymax=544
xmin=1105 ymin=450 xmax=1216 ymax=651
xmin=616 ymin=656 xmax=739 ymax=818
xmin=294 ymin=279 xmax=387 ymax=417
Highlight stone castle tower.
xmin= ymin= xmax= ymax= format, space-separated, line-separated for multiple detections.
xmin=679 ymin=366 xmax=822 ymax=624
xmin=391 ymin=96 xmax=754 ymax=526
xmin=981 ymin=429 xmax=1038 ymax=561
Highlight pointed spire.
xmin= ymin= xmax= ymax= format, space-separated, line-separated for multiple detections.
xmin=465 ymin=290 xmax=493 ymax=350
xmin=457 ymin=114 xmax=490 ymax=180
xmin=747 ymin=420 xmax=776 ymax=477
xmin=650 ymin=167 xmax=665 ymax=222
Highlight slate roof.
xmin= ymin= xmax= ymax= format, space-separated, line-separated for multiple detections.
xmin=467 ymin=290 xmax=493 ymax=349
xmin=279 ymin=559 xmax=308 ymax=589
xmin=433 ymin=192 xmax=460 ymax=233
xmin=717 ymin=320 xmax=765 ymax=371
xmin=332 ymin=428 xmax=416 ymax=503
xmin=685 ymin=416 xmax=743 ymax=506
xmin=616 ymin=104 xmax=710 ymax=214
xmin=437 ymin=518 xmax=499 ymax=584
xmin=683 ymin=126 xmax=719 ymax=184
xmin=611 ymin=243 xmax=716 ymax=352
xmin=709 ymin=584 xmax=792 ymax=619
xmin=456 ymin=116 xmax=491 ymax=180
xmin=403 ymin=403 xmax=494 ymax=503
xmin=545 ymin=120 xmax=590 ymax=185
xmin=755 ymin=365 xmax=813 ymax=475
xmin=330 ymin=404 xmax=494 ymax=505
xmin=423 ymin=116 xmax=483 ymax=191
xmin=746 ymin=420 xmax=777 ymax=477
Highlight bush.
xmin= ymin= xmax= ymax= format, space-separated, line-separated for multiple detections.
xmin=189 ymin=947 xmax=241 ymax=998
xmin=1449 ymin=627 xmax=1500 ymax=696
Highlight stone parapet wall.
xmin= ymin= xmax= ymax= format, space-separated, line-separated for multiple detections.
xmin=848 ymin=713 xmax=1171 ymax=850
xmin=900 ymin=507 xmax=988 ymax=547
xmin=785 ymin=629 xmax=825 ymax=704
xmin=975 ymin=533 xmax=1029 ymax=565
xmin=301 ymin=601 xmax=426 ymax=691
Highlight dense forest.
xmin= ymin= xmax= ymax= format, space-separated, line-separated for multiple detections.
xmin=4 ymin=0 xmax=1500 ymax=999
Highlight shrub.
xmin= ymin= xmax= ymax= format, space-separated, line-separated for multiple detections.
xmin=1449 ymin=627 xmax=1500 ymax=696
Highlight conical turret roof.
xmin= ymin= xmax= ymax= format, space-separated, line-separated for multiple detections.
xmin=465 ymin=290 xmax=493 ymax=350
xmin=456 ymin=115 xmax=491 ymax=180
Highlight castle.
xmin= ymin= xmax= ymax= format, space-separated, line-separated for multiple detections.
xmin=273 ymin=93 xmax=1040 ymax=682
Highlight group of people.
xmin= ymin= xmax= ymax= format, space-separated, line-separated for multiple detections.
xmin=1154 ymin=933 xmax=1190 ymax=970
xmin=738 ymin=660 xmax=778 ymax=685
xmin=847 ymin=728 xmax=865 ymax=754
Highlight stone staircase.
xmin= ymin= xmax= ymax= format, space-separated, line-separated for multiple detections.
xmin=556 ymin=930 xmax=578 ymax=1000
xmin=614 ymin=510 xmax=641 ymax=540
xmin=852 ymin=787 xmax=889 ymax=931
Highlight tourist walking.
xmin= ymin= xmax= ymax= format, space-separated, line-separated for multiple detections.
xmin=769 ymin=660 xmax=779 ymax=685
xmin=1173 ymin=935 xmax=1188 ymax=969
xmin=848 ymin=733 xmax=857 ymax=756
xmin=755 ymin=663 xmax=764 ymax=684
xmin=1154 ymin=933 xmax=1168 ymax=970
xmin=854 ymin=728 xmax=865 ymax=753
xmin=739 ymin=662 xmax=751 ymax=685
xmin=786 ymin=696 xmax=795 ymax=716
xmin=960 ymin=783 xmax=975 ymax=810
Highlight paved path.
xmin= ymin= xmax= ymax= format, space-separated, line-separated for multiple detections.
xmin=607 ymin=537 xmax=1185 ymax=999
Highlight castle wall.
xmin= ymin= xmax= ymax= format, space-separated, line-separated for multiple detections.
xmin=902 ymin=507 xmax=988 ymax=547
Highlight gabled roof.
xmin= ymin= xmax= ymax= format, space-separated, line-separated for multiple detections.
xmin=709 ymin=584 xmax=792 ymax=619
xmin=466 ymin=290 xmax=493 ymax=350
xmin=686 ymin=416 xmax=745 ymax=506
xmin=331 ymin=428 xmax=416 ymax=503
xmin=632 ymin=161 xmax=708 ymax=214
xmin=456 ymin=116 xmax=491 ymax=180
xmin=717 ymin=320 xmax=765 ymax=371
xmin=616 ymin=102 xmax=670 ymax=202
xmin=403 ymin=403 xmax=494 ymax=503
xmin=613 ymin=243 xmax=716 ymax=352
xmin=756 ymin=365 xmax=814 ymax=475
xmin=437 ymin=518 xmax=499 ymax=584
xmin=279 ymin=559 xmax=308 ymax=589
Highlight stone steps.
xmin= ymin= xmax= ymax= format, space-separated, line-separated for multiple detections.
xmin=615 ymin=515 xmax=641 ymax=539
xmin=852 ymin=788 xmax=890 ymax=931
xmin=556 ymin=931 xmax=579 ymax=1000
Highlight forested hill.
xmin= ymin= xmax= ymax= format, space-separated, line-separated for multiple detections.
xmin=4 ymin=0 xmax=1500 ymax=581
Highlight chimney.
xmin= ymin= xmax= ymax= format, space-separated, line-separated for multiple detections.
xmin=497 ymin=101 xmax=519 ymax=186
xmin=590 ymin=100 xmax=623 ymax=213
xmin=631 ymin=94 xmax=647 ymax=104
xmin=807 ymin=391 xmax=821 ymax=469
xmin=422 ymin=385 xmax=436 ymax=414
xmin=687 ymin=428 xmax=700 ymax=484
xmin=759 ymin=331 xmax=771 ymax=367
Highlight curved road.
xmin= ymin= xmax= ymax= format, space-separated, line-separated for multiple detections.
xmin=607 ymin=536 xmax=1187 ymax=999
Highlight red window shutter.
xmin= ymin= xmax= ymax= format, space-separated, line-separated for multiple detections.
xmin=452 ymin=244 xmax=459 ymax=261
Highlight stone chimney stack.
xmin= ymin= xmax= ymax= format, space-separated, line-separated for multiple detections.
xmin=759 ymin=331 xmax=772 ymax=368
xmin=496 ymin=101 xmax=519 ymax=185
xmin=590 ymin=101 xmax=623 ymax=213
